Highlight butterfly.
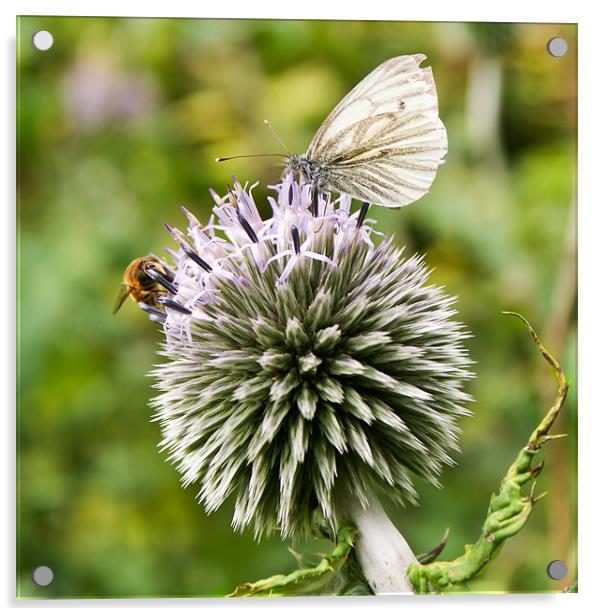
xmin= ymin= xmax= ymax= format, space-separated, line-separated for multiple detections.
xmin=287 ymin=54 xmax=447 ymax=210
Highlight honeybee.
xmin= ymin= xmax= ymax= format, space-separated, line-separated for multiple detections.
xmin=112 ymin=255 xmax=173 ymax=315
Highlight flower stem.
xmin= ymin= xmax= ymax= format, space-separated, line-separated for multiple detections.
xmin=338 ymin=488 xmax=417 ymax=594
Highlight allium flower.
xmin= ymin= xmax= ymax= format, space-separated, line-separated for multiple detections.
xmin=149 ymin=173 xmax=473 ymax=541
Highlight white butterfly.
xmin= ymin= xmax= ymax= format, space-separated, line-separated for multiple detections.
xmin=287 ymin=54 xmax=447 ymax=209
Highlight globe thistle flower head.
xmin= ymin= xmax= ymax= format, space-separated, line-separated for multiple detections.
xmin=149 ymin=173 xmax=473 ymax=540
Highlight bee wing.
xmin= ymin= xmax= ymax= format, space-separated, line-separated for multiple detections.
xmin=112 ymin=284 xmax=131 ymax=315
xmin=306 ymin=54 xmax=447 ymax=207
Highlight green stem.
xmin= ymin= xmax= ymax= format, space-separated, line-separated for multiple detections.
xmin=408 ymin=312 xmax=569 ymax=593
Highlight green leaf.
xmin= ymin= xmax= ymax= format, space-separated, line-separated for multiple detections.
xmin=228 ymin=524 xmax=358 ymax=597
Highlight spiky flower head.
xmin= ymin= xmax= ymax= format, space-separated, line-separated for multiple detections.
xmin=148 ymin=174 xmax=473 ymax=540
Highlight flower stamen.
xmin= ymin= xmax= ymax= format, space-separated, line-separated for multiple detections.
xmin=157 ymin=297 xmax=192 ymax=315
xmin=237 ymin=211 xmax=259 ymax=243
xmin=357 ymin=201 xmax=370 ymax=229
xmin=139 ymin=302 xmax=166 ymax=320
xmin=146 ymin=268 xmax=178 ymax=295
xmin=184 ymin=248 xmax=213 ymax=272
xmin=291 ymin=225 xmax=301 ymax=255
xmin=311 ymin=188 xmax=319 ymax=217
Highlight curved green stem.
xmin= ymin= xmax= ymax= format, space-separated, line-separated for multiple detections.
xmin=408 ymin=312 xmax=569 ymax=593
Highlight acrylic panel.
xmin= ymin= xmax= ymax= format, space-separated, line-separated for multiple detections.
xmin=17 ymin=16 xmax=577 ymax=598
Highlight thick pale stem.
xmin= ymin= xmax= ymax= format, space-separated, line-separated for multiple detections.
xmin=339 ymin=488 xmax=417 ymax=594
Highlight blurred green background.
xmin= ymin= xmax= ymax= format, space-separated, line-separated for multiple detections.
xmin=17 ymin=17 xmax=577 ymax=597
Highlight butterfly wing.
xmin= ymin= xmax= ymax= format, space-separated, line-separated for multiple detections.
xmin=306 ymin=54 xmax=447 ymax=207
xmin=316 ymin=112 xmax=447 ymax=206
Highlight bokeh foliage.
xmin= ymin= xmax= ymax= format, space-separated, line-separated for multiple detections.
xmin=17 ymin=17 xmax=576 ymax=597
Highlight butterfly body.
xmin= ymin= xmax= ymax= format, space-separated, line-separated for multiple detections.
xmin=287 ymin=154 xmax=329 ymax=191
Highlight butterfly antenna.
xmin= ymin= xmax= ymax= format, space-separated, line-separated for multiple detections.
xmin=263 ymin=119 xmax=290 ymax=156
xmin=214 ymin=153 xmax=284 ymax=163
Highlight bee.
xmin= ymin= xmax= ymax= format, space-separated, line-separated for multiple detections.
xmin=112 ymin=255 xmax=174 ymax=315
